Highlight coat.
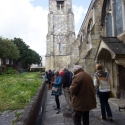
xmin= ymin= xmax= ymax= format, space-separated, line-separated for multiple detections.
xmin=51 ymin=75 xmax=62 ymax=96
xmin=69 ymin=68 xmax=96 ymax=112
xmin=62 ymin=71 xmax=73 ymax=88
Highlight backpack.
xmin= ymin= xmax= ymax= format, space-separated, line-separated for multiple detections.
xmin=69 ymin=72 xmax=73 ymax=85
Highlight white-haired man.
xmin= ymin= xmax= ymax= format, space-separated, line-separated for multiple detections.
xmin=69 ymin=65 xmax=96 ymax=125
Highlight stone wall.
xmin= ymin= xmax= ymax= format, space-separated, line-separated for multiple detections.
xmin=15 ymin=82 xmax=47 ymax=125
xmin=77 ymin=0 xmax=104 ymax=75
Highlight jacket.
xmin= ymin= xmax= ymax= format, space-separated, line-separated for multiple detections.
xmin=51 ymin=75 xmax=62 ymax=96
xmin=69 ymin=68 xmax=96 ymax=111
xmin=93 ymin=70 xmax=110 ymax=92
xmin=62 ymin=71 xmax=73 ymax=88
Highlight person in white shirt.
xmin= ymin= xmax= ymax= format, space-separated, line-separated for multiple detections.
xmin=93 ymin=64 xmax=113 ymax=121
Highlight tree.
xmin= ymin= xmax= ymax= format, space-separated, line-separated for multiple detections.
xmin=0 ymin=37 xmax=20 ymax=60
xmin=12 ymin=38 xmax=41 ymax=69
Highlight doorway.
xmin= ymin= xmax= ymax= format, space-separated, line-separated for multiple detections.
xmin=118 ymin=65 xmax=125 ymax=99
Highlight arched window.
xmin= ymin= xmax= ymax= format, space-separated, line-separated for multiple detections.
xmin=106 ymin=13 xmax=112 ymax=36
xmin=105 ymin=0 xmax=112 ymax=36
xmin=87 ymin=19 xmax=93 ymax=49
xmin=113 ymin=0 xmax=123 ymax=35
xmin=102 ymin=0 xmax=123 ymax=36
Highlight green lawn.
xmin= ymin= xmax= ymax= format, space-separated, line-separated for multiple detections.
xmin=0 ymin=72 xmax=43 ymax=112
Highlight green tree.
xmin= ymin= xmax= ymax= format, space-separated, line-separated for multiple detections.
xmin=0 ymin=37 xmax=20 ymax=60
xmin=12 ymin=38 xmax=41 ymax=69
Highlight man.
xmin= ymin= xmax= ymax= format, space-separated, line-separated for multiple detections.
xmin=69 ymin=65 xmax=96 ymax=125
xmin=48 ymin=69 xmax=53 ymax=89
xmin=62 ymin=67 xmax=73 ymax=110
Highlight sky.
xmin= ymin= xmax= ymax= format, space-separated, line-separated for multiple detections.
xmin=0 ymin=0 xmax=91 ymax=58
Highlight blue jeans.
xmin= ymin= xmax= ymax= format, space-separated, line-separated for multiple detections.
xmin=99 ymin=92 xmax=112 ymax=119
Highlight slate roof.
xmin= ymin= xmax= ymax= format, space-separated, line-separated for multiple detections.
xmin=101 ymin=37 xmax=125 ymax=55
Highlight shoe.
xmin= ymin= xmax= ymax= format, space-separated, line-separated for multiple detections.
xmin=100 ymin=116 xmax=106 ymax=120
xmin=107 ymin=117 xmax=113 ymax=121
xmin=56 ymin=109 xmax=60 ymax=114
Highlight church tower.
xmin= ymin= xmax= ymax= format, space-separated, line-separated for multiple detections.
xmin=46 ymin=0 xmax=75 ymax=70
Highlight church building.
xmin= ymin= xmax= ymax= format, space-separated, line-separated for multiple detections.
xmin=46 ymin=0 xmax=79 ymax=71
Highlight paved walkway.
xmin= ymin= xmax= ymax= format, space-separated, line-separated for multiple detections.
xmin=44 ymin=90 xmax=125 ymax=125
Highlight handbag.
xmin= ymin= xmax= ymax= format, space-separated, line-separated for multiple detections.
xmin=110 ymin=91 xmax=115 ymax=98
xmin=52 ymin=87 xmax=58 ymax=92
xmin=94 ymin=74 xmax=100 ymax=97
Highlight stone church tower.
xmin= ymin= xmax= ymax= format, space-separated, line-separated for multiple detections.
xmin=46 ymin=0 xmax=77 ymax=70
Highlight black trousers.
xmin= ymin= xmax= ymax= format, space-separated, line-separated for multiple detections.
xmin=72 ymin=110 xmax=89 ymax=125
xmin=55 ymin=95 xmax=60 ymax=109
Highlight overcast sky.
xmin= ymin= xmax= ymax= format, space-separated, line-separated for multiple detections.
xmin=0 ymin=0 xmax=91 ymax=57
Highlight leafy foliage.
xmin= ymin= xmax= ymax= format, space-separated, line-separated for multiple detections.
xmin=0 ymin=37 xmax=20 ymax=60
xmin=12 ymin=38 xmax=42 ymax=68
xmin=5 ymin=67 xmax=17 ymax=74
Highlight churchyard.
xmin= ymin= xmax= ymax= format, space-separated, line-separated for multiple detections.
xmin=0 ymin=72 xmax=43 ymax=112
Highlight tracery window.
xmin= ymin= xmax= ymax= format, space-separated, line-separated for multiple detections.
xmin=105 ymin=0 xmax=112 ymax=36
xmin=113 ymin=0 xmax=123 ymax=35
xmin=106 ymin=13 xmax=112 ymax=36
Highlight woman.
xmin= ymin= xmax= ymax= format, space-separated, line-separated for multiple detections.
xmin=93 ymin=64 xmax=113 ymax=121
xmin=51 ymin=70 xmax=62 ymax=114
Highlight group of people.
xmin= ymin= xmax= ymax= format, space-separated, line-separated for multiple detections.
xmin=45 ymin=63 xmax=113 ymax=125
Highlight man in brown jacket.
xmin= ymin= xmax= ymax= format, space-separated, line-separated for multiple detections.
xmin=69 ymin=65 xmax=96 ymax=125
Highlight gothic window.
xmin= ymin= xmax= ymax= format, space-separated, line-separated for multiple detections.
xmin=105 ymin=0 xmax=112 ymax=37
xmin=113 ymin=0 xmax=123 ymax=35
xmin=87 ymin=19 xmax=92 ymax=49
xmin=57 ymin=0 xmax=64 ymax=10
xmin=106 ymin=13 xmax=112 ymax=36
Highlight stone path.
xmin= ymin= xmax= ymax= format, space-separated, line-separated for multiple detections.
xmin=44 ymin=90 xmax=125 ymax=125
xmin=0 ymin=109 xmax=24 ymax=125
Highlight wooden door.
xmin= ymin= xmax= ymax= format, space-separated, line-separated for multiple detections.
xmin=118 ymin=65 xmax=125 ymax=99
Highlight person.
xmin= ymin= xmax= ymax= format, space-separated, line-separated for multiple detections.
xmin=62 ymin=67 xmax=73 ymax=110
xmin=48 ymin=69 xmax=53 ymax=89
xmin=51 ymin=70 xmax=62 ymax=114
xmin=93 ymin=63 xmax=113 ymax=121
xmin=59 ymin=68 xmax=65 ymax=77
xmin=69 ymin=65 xmax=96 ymax=125
xmin=45 ymin=71 xmax=49 ymax=83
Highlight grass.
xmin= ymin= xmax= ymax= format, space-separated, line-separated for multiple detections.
xmin=0 ymin=72 xmax=43 ymax=112
xmin=12 ymin=111 xmax=23 ymax=125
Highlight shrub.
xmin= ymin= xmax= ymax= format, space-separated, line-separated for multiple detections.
xmin=5 ymin=67 xmax=17 ymax=74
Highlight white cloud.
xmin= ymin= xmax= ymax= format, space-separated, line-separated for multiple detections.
xmin=73 ymin=5 xmax=87 ymax=35
xmin=0 ymin=0 xmax=86 ymax=57
xmin=0 ymin=0 xmax=48 ymax=56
